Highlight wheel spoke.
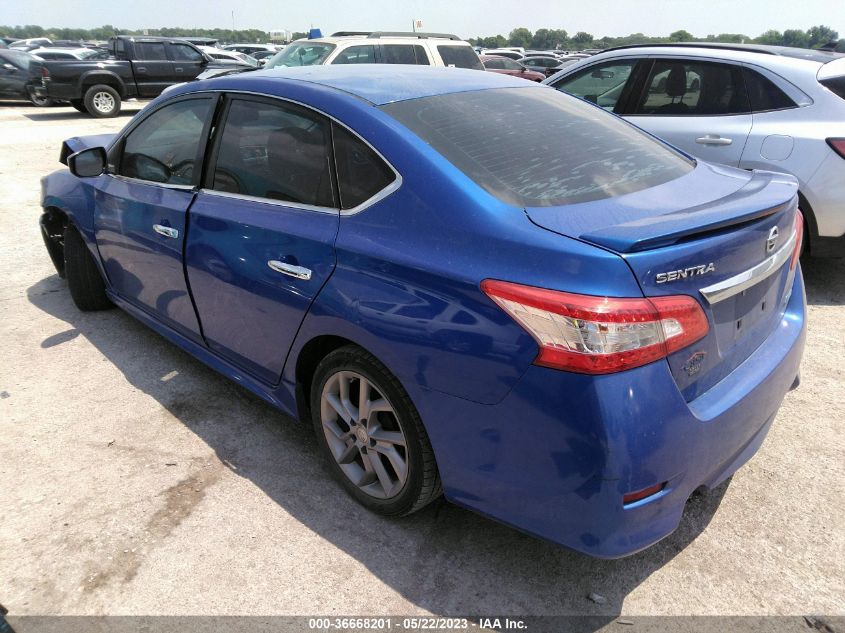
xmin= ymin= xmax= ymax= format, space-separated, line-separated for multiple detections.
xmin=358 ymin=378 xmax=372 ymax=420
xmin=321 ymin=417 xmax=349 ymax=440
xmin=373 ymin=444 xmax=408 ymax=483
xmin=369 ymin=452 xmax=396 ymax=496
xmin=325 ymin=392 xmax=351 ymax=423
xmin=369 ymin=426 xmax=406 ymax=447
xmin=338 ymin=372 xmax=359 ymax=422
xmin=337 ymin=441 xmax=359 ymax=465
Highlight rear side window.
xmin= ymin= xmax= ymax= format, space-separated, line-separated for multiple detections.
xmin=210 ymin=98 xmax=336 ymax=207
xmin=135 ymin=42 xmax=167 ymax=60
xmin=743 ymin=68 xmax=796 ymax=111
xmin=382 ymin=88 xmax=693 ymax=208
xmin=332 ymin=45 xmax=376 ymax=64
xmin=382 ymin=44 xmax=429 ymax=65
xmin=169 ymin=43 xmax=203 ymax=62
xmin=483 ymin=58 xmax=504 ymax=69
xmin=820 ymin=76 xmax=845 ymax=100
xmin=120 ymin=98 xmax=211 ymax=185
xmin=633 ymin=60 xmax=749 ymax=116
xmin=437 ymin=45 xmax=483 ymax=70
xmin=332 ymin=124 xmax=396 ymax=209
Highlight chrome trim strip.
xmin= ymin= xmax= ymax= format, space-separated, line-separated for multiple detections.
xmin=200 ymin=188 xmax=339 ymax=215
xmin=111 ymin=174 xmax=196 ymax=191
xmin=699 ymin=230 xmax=796 ymax=305
xmin=268 ymin=260 xmax=312 ymax=280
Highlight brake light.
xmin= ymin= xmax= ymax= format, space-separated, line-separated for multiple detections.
xmin=481 ymin=280 xmax=709 ymax=374
xmin=791 ymin=210 xmax=804 ymax=270
xmin=827 ymin=138 xmax=845 ymax=159
xmin=41 ymin=66 xmax=50 ymax=78
xmin=623 ymin=482 xmax=667 ymax=505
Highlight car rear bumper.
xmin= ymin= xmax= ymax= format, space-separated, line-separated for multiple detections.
xmin=416 ymin=269 xmax=806 ymax=558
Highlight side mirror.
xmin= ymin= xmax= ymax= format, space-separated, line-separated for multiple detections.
xmin=68 ymin=147 xmax=107 ymax=178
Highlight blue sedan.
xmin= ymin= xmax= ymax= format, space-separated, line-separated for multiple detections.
xmin=40 ymin=66 xmax=806 ymax=557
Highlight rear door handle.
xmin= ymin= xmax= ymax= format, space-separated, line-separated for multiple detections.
xmin=153 ymin=224 xmax=179 ymax=239
xmin=695 ymin=135 xmax=733 ymax=146
xmin=136 ymin=66 xmax=147 ymax=73
xmin=175 ymin=67 xmax=184 ymax=73
xmin=268 ymin=260 xmax=312 ymax=280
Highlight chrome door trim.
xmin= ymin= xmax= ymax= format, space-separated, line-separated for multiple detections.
xmin=699 ymin=229 xmax=796 ymax=305
xmin=267 ymin=260 xmax=312 ymax=280
xmin=153 ymin=224 xmax=180 ymax=239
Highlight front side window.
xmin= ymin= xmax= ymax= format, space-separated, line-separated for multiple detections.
xmin=332 ymin=45 xmax=376 ymax=64
xmin=170 ymin=43 xmax=203 ymax=62
xmin=551 ymin=60 xmax=637 ymax=111
xmin=134 ymin=42 xmax=167 ymax=60
xmin=483 ymin=58 xmax=504 ymax=70
xmin=119 ymin=98 xmax=211 ymax=185
xmin=210 ymin=98 xmax=336 ymax=207
xmin=266 ymin=42 xmax=335 ymax=67
xmin=382 ymin=88 xmax=693 ymax=208
xmin=332 ymin=124 xmax=396 ymax=209
xmin=633 ymin=60 xmax=749 ymax=116
xmin=437 ymin=45 xmax=484 ymax=70
xmin=501 ymin=59 xmax=523 ymax=71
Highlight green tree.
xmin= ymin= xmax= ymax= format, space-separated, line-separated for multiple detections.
xmin=571 ymin=31 xmax=594 ymax=47
xmin=807 ymin=25 xmax=839 ymax=48
xmin=782 ymin=28 xmax=810 ymax=47
xmin=755 ymin=29 xmax=783 ymax=45
xmin=714 ymin=33 xmax=748 ymax=43
xmin=669 ymin=29 xmax=693 ymax=41
xmin=508 ymin=27 xmax=533 ymax=48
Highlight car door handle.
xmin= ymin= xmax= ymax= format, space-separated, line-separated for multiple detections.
xmin=153 ymin=224 xmax=179 ymax=239
xmin=268 ymin=260 xmax=312 ymax=280
xmin=136 ymin=66 xmax=147 ymax=73
xmin=695 ymin=135 xmax=733 ymax=146
xmin=175 ymin=67 xmax=184 ymax=72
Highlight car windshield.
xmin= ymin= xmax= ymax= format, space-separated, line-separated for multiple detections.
xmin=265 ymin=42 xmax=335 ymax=68
xmin=382 ymin=87 xmax=694 ymax=207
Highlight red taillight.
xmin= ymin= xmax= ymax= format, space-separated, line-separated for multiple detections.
xmin=41 ymin=66 xmax=50 ymax=78
xmin=623 ymin=482 xmax=666 ymax=505
xmin=827 ymin=138 xmax=845 ymax=159
xmin=481 ymin=280 xmax=709 ymax=374
xmin=791 ymin=210 xmax=804 ymax=270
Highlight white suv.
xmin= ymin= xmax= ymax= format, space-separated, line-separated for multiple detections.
xmin=544 ymin=43 xmax=845 ymax=257
xmin=263 ymin=31 xmax=483 ymax=70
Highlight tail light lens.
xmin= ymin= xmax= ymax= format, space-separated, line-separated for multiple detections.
xmin=481 ymin=280 xmax=709 ymax=374
xmin=826 ymin=138 xmax=845 ymax=159
xmin=791 ymin=210 xmax=804 ymax=270
xmin=41 ymin=66 xmax=50 ymax=78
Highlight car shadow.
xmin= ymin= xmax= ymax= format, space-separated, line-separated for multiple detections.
xmin=801 ymin=257 xmax=845 ymax=306
xmin=27 ymin=273 xmax=730 ymax=621
xmin=22 ymin=109 xmax=140 ymax=122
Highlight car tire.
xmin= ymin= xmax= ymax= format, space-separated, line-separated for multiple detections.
xmin=83 ymin=84 xmax=120 ymax=118
xmin=70 ymin=99 xmax=87 ymax=113
xmin=310 ymin=345 xmax=442 ymax=516
xmin=29 ymin=93 xmax=55 ymax=107
xmin=64 ymin=226 xmax=113 ymax=311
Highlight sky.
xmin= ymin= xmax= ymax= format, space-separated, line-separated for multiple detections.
xmin=1 ymin=0 xmax=843 ymax=39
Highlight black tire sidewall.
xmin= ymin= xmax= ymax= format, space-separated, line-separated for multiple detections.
xmin=310 ymin=347 xmax=427 ymax=516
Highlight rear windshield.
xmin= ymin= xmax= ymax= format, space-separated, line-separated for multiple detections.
xmin=382 ymin=87 xmax=694 ymax=207
xmin=266 ymin=42 xmax=335 ymax=67
xmin=436 ymin=45 xmax=484 ymax=70
xmin=0 ymin=49 xmax=33 ymax=70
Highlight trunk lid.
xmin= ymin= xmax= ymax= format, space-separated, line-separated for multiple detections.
xmin=525 ymin=162 xmax=800 ymax=400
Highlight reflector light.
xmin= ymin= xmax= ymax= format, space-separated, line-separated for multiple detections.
xmin=623 ymin=482 xmax=667 ymax=505
xmin=481 ymin=280 xmax=709 ymax=374
xmin=826 ymin=138 xmax=845 ymax=159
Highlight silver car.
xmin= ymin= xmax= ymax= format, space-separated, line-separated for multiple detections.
xmin=544 ymin=43 xmax=845 ymax=257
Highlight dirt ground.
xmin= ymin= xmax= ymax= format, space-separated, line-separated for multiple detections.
xmin=0 ymin=100 xmax=843 ymax=618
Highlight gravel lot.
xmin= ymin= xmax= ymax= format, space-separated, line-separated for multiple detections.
xmin=0 ymin=101 xmax=843 ymax=618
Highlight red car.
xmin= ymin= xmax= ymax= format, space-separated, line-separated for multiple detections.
xmin=480 ymin=54 xmax=545 ymax=82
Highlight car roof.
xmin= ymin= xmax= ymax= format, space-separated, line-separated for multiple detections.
xmin=197 ymin=65 xmax=535 ymax=105
xmin=602 ymin=42 xmax=844 ymax=64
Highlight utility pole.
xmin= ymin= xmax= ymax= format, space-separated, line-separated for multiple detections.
xmin=231 ymin=10 xmax=235 ymax=35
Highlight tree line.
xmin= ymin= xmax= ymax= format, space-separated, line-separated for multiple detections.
xmin=2 ymin=23 xmax=841 ymax=51
xmin=472 ymin=24 xmax=842 ymax=51
xmin=0 ymin=24 xmax=308 ymax=43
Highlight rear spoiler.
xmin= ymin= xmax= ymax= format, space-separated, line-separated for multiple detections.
xmin=59 ymin=134 xmax=116 ymax=165
xmin=818 ymin=56 xmax=845 ymax=81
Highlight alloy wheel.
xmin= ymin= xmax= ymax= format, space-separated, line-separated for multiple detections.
xmin=92 ymin=91 xmax=115 ymax=114
xmin=319 ymin=370 xmax=409 ymax=499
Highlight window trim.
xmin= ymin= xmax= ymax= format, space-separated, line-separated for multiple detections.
xmin=197 ymin=90 xmax=402 ymax=216
xmin=741 ymin=62 xmax=811 ymax=112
